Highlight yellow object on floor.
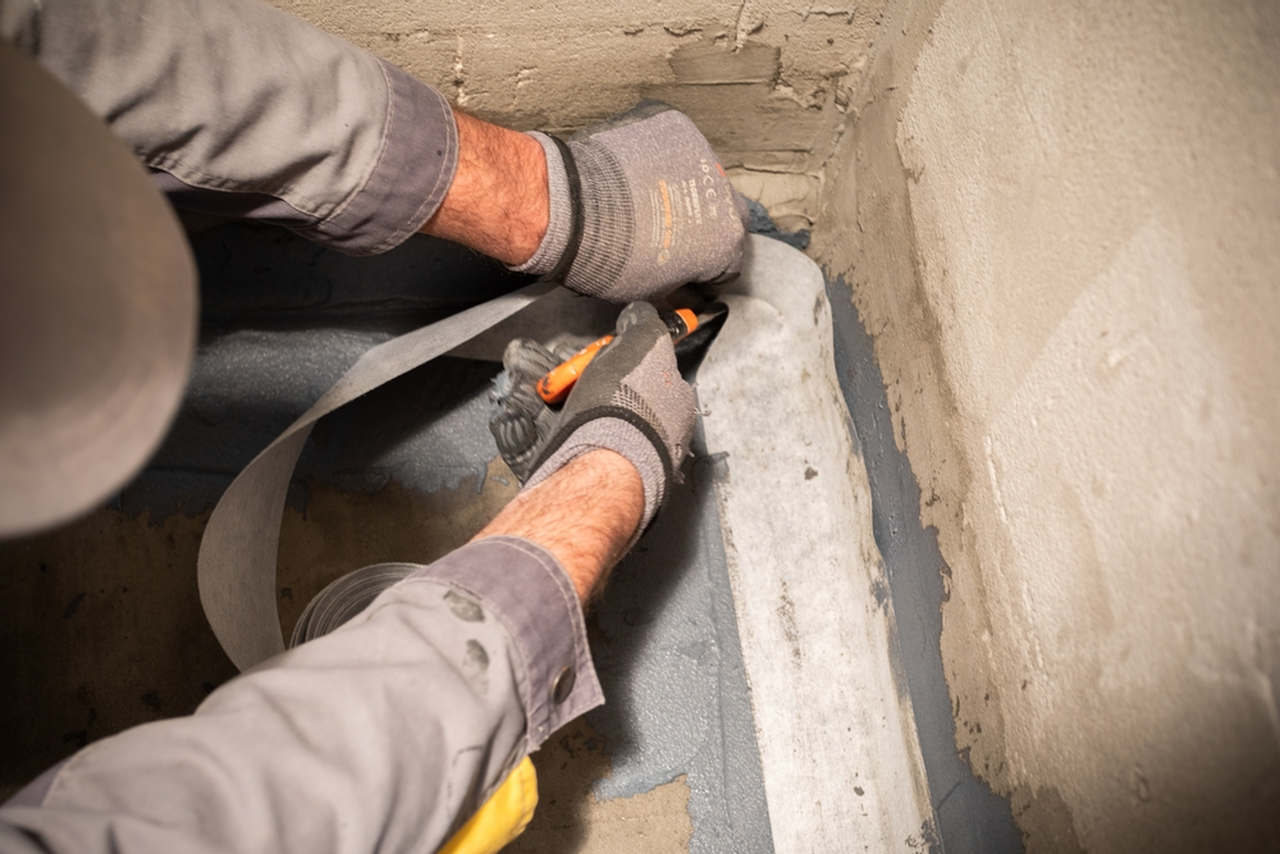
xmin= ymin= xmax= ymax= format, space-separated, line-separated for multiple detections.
xmin=438 ymin=756 xmax=538 ymax=854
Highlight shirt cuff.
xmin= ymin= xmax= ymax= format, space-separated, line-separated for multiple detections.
xmin=308 ymin=60 xmax=459 ymax=256
xmin=407 ymin=536 xmax=604 ymax=749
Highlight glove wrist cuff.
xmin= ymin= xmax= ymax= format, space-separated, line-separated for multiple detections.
xmin=523 ymin=418 xmax=664 ymax=543
xmin=508 ymin=132 xmax=573 ymax=276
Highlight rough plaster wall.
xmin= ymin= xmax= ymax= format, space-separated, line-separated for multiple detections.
xmin=814 ymin=0 xmax=1280 ymax=850
xmin=267 ymin=0 xmax=888 ymax=231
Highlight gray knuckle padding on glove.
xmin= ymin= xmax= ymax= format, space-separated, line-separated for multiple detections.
xmin=488 ymin=301 xmax=695 ymax=530
xmin=513 ymin=105 xmax=747 ymax=303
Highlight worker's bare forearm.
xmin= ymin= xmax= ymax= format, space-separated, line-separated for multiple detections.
xmin=422 ymin=112 xmax=550 ymax=266
xmin=473 ymin=449 xmax=643 ymax=603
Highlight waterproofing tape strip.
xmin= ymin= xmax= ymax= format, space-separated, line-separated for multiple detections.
xmin=197 ymin=280 xmax=557 ymax=671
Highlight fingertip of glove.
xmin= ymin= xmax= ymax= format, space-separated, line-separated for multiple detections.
xmin=502 ymin=338 xmax=559 ymax=376
xmin=501 ymin=338 xmax=527 ymax=366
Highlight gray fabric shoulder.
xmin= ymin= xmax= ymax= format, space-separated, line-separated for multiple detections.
xmin=12 ymin=0 xmax=459 ymax=255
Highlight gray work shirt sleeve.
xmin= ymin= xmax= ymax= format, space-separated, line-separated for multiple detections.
xmin=0 ymin=536 xmax=603 ymax=854
xmin=0 ymin=0 xmax=457 ymax=255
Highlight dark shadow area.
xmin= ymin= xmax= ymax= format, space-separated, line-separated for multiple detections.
xmin=190 ymin=222 xmax=530 ymax=327
xmin=298 ymin=356 xmax=499 ymax=492
xmin=127 ymin=225 xmax=529 ymax=516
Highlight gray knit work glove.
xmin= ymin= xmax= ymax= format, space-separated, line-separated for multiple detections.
xmin=511 ymin=103 xmax=747 ymax=302
xmin=489 ymin=302 xmax=696 ymax=531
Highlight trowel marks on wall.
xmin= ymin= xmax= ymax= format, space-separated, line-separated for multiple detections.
xmin=266 ymin=0 xmax=886 ymax=229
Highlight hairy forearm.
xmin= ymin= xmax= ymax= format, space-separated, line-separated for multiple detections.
xmin=472 ymin=450 xmax=642 ymax=603
xmin=422 ymin=111 xmax=548 ymax=266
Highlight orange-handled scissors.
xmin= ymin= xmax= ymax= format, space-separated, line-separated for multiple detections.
xmin=536 ymin=308 xmax=700 ymax=404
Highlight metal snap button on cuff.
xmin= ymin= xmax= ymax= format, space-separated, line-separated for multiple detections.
xmin=551 ymin=666 xmax=575 ymax=704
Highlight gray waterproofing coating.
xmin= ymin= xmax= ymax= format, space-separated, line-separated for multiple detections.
xmin=825 ymin=273 xmax=1021 ymax=853
xmin=590 ymin=424 xmax=774 ymax=850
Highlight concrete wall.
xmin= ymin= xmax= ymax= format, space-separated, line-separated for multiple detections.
xmin=813 ymin=0 xmax=1280 ymax=850
xmin=270 ymin=0 xmax=887 ymax=231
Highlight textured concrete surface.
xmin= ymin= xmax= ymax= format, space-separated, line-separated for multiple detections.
xmin=265 ymin=0 xmax=888 ymax=231
xmin=0 ymin=505 xmax=234 ymax=797
xmin=813 ymin=0 xmax=1280 ymax=850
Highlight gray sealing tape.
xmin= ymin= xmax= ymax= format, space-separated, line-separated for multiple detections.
xmin=197 ymin=279 xmax=556 ymax=671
